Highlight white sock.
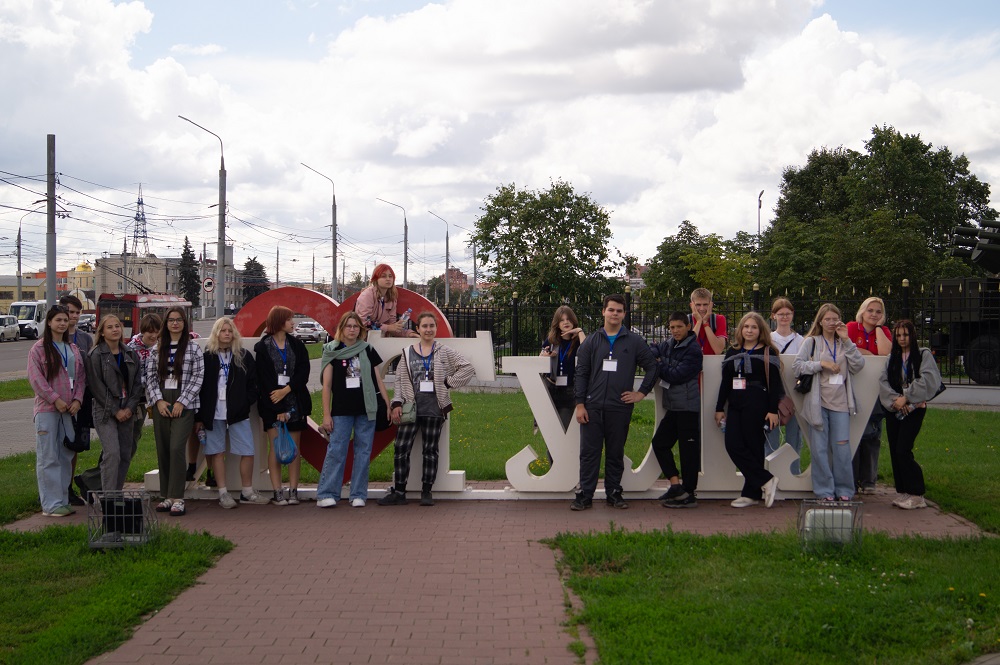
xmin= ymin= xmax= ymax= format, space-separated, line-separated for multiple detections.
xmin=242 ymin=487 xmax=253 ymax=497
xmin=218 ymin=487 xmax=227 ymax=497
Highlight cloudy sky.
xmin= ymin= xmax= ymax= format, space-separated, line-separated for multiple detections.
xmin=2 ymin=0 xmax=999 ymax=290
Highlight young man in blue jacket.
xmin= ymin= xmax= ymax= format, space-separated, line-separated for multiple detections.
xmin=572 ymin=294 xmax=658 ymax=510
xmin=650 ymin=312 xmax=703 ymax=508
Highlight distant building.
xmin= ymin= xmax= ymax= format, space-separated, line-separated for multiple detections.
xmin=0 ymin=275 xmax=47 ymax=313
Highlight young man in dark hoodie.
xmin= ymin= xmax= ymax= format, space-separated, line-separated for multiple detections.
xmin=572 ymin=294 xmax=658 ymax=511
xmin=650 ymin=311 xmax=703 ymax=508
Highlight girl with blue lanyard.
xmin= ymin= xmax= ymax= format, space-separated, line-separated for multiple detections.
xmin=540 ymin=305 xmax=586 ymax=430
xmin=254 ymin=306 xmax=311 ymax=506
xmin=147 ymin=307 xmax=204 ymax=516
xmin=86 ymin=314 xmax=142 ymax=493
xmin=715 ymin=312 xmax=784 ymax=508
xmin=196 ymin=317 xmax=263 ymax=509
xmin=27 ymin=305 xmax=86 ymax=517
xmin=793 ymin=304 xmax=865 ymax=501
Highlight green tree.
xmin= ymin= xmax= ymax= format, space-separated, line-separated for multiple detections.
xmin=178 ymin=236 xmax=201 ymax=307
xmin=242 ymin=256 xmax=270 ymax=305
xmin=760 ymin=127 xmax=998 ymax=294
xmin=471 ymin=180 xmax=624 ymax=302
xmin=642 ymin=220 xmax=704 ymax=297
xmin=426 ymin=275 xmax=446 ymax=304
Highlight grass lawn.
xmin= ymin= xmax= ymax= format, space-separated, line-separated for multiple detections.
xmin=0 ymin=526 xmax=231 ymax=665
xmin=0 ymin=378 xmax=33 ymax=402
xmin=553 ymin=528 xmax=1000 ymax=665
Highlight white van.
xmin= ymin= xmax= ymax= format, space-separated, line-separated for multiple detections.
xmin=8 ymin=300 xmax=48 ymax=340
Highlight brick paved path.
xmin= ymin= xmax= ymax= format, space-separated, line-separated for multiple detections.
xmin=7 ymin=484 xmax=980 ymax=665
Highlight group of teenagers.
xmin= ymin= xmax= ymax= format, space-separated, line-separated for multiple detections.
xmin=544 ymin=288 xmax=943 ymax=512
xmin=28 ymin=270 xmax=942 ymax=518
xmin=28 ymin=265 xmax=476 ymax=517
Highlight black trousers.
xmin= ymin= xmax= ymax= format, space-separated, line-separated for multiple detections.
xmin=883 ymin=406 xmax=927 ymax=496
xmin=651 ymin=410 xmax=700 ymax=492
xmin=724 ymin=390 xmax=773 ymax=499
xmin=578 ymin=408 xmax=632 ymax=498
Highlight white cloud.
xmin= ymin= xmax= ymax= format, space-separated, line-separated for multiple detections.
xmin=169 ymin=43 xmax=225 ymax=56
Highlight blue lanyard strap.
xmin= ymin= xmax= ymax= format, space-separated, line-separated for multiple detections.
xmin=419 ymin=343 xmax=435 ymax=376
xmin=115 ymin=351 xmax=123 ymax=369
xmin=271 ymin=337 xmax=288 ymax=371
xmin=53 ymin=341 xmax=69 ymax=369
xmin=220 ymin=351 xmax=232 ymax=380
xmin=738 ymin=346 xmax=756 ymax=374
xmin=606 ymin=332 xmax=619 ymax=357
xmin=823 ymin=337 xmax=838 ymax=363
xmin=557 ymin=340 xmax=571 ymax=373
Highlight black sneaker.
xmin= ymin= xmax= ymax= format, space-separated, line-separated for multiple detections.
xmin=657 ymin=484 xmax=689 ymax=502
xmin=662 ymin=494 xmax=698 ymax=509
xmin=420 ymin=490 xmax=434 ymax=506
xmin=606 ymin=491 xmax=629 ymax=509
xmin=570 ymin=494 xmax=593 ymax=511
xmin=67 ymin=484 xmax=85 ymax=506
xmin=378 ymin=489 xmax=408 ymax=506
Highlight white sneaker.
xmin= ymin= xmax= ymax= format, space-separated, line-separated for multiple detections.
xmin=219 ymin=492 xmax=238 ymax=510
xmin=317 ymin=498 xmax=338 ymax=508
xmin=898 ymin=495 xmax=927 ymax=510
xmin=892 ymin=493 xmax=911 ymax=507
xmin=731 ymin=496 xmax=759 ymax=508
xmin=239 ymin=490 xmax=270 ymax=505
xmin=351 ymin=498 xmax=366 ymax=508
xmin=762 ymin=477 xmax=779 ymax=508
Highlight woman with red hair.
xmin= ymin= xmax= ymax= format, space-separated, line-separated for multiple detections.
xmin=355 ymin=264 xmax=418 ymax=338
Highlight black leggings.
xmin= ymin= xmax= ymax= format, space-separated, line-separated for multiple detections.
xmin=724 ymin=389 xmax=773 ymax=499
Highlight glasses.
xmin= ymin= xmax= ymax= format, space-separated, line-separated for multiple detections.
xmin=167 ymin=318 xmax=185 ymax=324
xmin=343 ymin=324 xmax=361 ymax=330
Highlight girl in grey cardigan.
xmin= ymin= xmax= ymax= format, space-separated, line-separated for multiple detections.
xmin=793 ymin=304 xmax=865 ymax=501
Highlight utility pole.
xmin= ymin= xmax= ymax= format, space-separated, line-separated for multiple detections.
xmin=16 ymin=225 xmax=22 ymax=300
xmin=301 ymin=163 xmax=337 ymax=301
xmin=376 ymin=198 xmax=408 ymax=288
xmin=276 ymin=247 xmax=279 ymax=288
xmin=428 ymin=211 xmax=450 ymax=305
xmin=341 ymin=257 xmax=345 ymax=294
xmin=201 ymin=242 xmax=207 ymax=319
xmin=45 ymin=135 xmax=57 ymax=306
xmin=311 ymin=253 xmax=315 ymax=291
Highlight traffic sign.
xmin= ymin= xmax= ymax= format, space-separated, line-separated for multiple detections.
xmin=203 ymin=277 xmax=216 ymax=293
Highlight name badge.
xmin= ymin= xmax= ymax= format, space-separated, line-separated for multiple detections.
xmin=420 ymin=380 xmax=435 ymax=393
xmin=164 ymin=376 xmax=179 ymax=390
xmin=659 ymin=379 xmax=670 ymax=390
xmin=829 ymin=373 xmax=845 ymax=385
xmin=555 ymin=376 xmax=568 ymax=387
xmin=346 ymin=377 xmax=361 ymax=389
xmin=603 ymin=359 xmax=618 ymax=372
xmin=733 ymin=377 xmax=747 ymax=390
xmin=277 ymin=374 xmax=290 ymax=386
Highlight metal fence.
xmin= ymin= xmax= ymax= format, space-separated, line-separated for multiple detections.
xmin=440 ymin=278 xmax=1000 ymax=386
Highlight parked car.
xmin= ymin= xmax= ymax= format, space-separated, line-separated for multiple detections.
xmin=292 ymin=321 xmax=328 ymax=343
xmin=78 ymin=313 xmax=96 ymax=333
xmin=0 ymin=315 xmax=19 ymax=342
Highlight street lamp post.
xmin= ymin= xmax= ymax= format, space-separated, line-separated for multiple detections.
xmin=301 ymin=163 xmax=338 ymax=301
xmin=428 ymin=211 xmax=450 ymax=305
xmin=757 ymin=189 xmax=764 ymax=253
xmin=179 ymin=115 xmax=226 ymax=317
xmin=376 ymin=197 xmax=408 ymax=288
xmin=454 ymin=223 xmax=477 ymax=300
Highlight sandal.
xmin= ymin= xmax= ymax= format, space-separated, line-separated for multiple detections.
xmin=169 ymin=500 xmax=186 ymax=516
xmin=156 ymin=499 xmax=173 ymax=512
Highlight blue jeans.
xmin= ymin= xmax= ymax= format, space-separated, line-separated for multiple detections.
xmin=808 ymin=408 xmax=853 ymax=499
xmin=765 ymin=417 xmax=802 ymax=475
xmin=35 ymin=411 xmax=75 ymax=513
xmin=317 ymin=414 xmax=376 ymax=501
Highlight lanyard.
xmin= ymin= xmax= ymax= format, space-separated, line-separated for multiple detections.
xmin=418 ymin=343 xmax=435 ymax=378
xmin=53 ymin=341 xmax=69 ymax=370
xmin=606 ymin=332 xmax=619 ymax=358
xmin=220 ymin=350 xmax=232 ymax=381
xmin=902 ymin=352 xmax=912 ymax=384
xmin=168 ymin=342 xmax=178 ymax=368
xmin=73 ymin=330 xmax=78 ymax=345
xmin=557 ymin=340 xmax=571 ymax=374
xmin=739 ymin=346 xmax=756 ymax=374
xmin=115 ymin=350 xmax=123 ymax=370
xmin=271 ymin=337 xmax=288 ymax=372
xmin=823 ymin=337 xmax=838 ymax=363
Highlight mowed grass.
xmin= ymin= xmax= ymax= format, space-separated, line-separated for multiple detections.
xmin=0 ymin=526 xmax=231 ymax=665
xmin=553 ymin=528 xmax=1000 ymax=665
xmin=0 ymin=378 xmax=33 ymax=402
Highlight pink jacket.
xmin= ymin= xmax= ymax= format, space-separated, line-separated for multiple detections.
xmin=27 ymin=339 xmax=86 ymax=416
xmin=355 ymin=285 xmax=407 ymax=337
